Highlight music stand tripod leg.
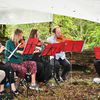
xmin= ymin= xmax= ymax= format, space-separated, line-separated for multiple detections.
xmin=52 ymin=56 xmax=60 ymax=86
xmin=43 ymin=56 xmax=61 ymax=94
xmin=70 ymin=52 xmax=73 ymax=84
xmin=25 ymin=60 xmax=31 ymax=98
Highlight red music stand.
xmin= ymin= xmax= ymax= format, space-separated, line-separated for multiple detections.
xmin=72 ymin=40 xmax=85 ymax=52
xmin=41 ymin=42 xmax=63 ymax=56
xmin=41 ymin=42 xmax=64 ymax=85
xmin=41 ymin=43 xmax=53 ymax=56
xmin=62 ymin=40 xmax=85 ymax=53
xmin=94 ymin=47 xmax=100 ymax=59
xmin=23 ymin=38 xmax=38 ymax=55
xmin=62 ymin=40 xmax=85 ymax=83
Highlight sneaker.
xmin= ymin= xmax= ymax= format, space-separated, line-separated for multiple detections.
xmin=56 ymin=76 xmax=64 ymax=82
xmin=56 ymin=76 xmax=60 ymax=81
xmin=93 ymin=78 xmax=100 ymax=84
xmin=60 ymin=77 xmax=64 ymax=82
xmin=29 ymin=84 xmax=39 ymax=91
xmin=61 ymin=74 xmax=67 ymax=80
xmin=12 ymin=90 xmax=19 ymax=95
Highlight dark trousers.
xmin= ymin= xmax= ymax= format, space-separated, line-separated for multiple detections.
xmin=94 ymin=60 xmax=100 ymax=76
xmin=0 ymin=63 xmax=15 ymax=84
xmin=50 ymin=58 xmax=70 ymax=80
xmin=32 ymin=53 xmax=52 ymax=82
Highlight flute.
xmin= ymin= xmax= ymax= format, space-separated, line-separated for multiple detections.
xmin=5 ymin=48 xmax=18 ymax=58
xmin=8 ymin=43 xmax=21 ymax=60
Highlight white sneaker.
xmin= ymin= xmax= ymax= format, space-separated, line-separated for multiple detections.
xmin=93 ymin=78 xmax=100 ymax=84
xmin=60 ymin=77 xmax=64 ymax=82
xmin=29 ymin=84 xmax=39 ymax=91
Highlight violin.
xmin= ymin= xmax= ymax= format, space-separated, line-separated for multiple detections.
xmin=56 ymin=34 xmax=66 ymax=43
xmin=56 ymin=34 xmax=73 ymax=42
xmin=37 ymin=40 xmax=43 ymax=46
xmin=18 ymin=37 xmax=26 ymax=49
xmin=37 ymin=39 xmax=49 ymax=47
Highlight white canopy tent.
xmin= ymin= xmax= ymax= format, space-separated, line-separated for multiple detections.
xmin=1 ymin=0 xmax=100 ymax=23
xmin=0 ymin=0 xmax=100 ymax=23
xmin=0 ymin=1 xmax=53 ymax=24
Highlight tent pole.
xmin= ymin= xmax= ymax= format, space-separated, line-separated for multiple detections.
xmin=49 ymin=22 xmax=52 ymax=34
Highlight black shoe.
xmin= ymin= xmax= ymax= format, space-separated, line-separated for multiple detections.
xmin=56 ymin=77 xmax=60 ymax=81
xmin=29 ymin=84 xmax=39 ymax=91
xmin=0 ymin=90 xmax=6 ymax=96
xmin=56 ymin=77 xmax=64 ymax=82
xmin=61 ymin=74 xmax=67 ymax=81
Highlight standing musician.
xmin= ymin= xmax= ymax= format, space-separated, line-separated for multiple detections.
xmin=5 ymin=29 xmax=39 ymax=90
xmin=47 ymin=26 xmax=71 ymax=82
xmin=0 ymin=43 xmax=18 ymax=95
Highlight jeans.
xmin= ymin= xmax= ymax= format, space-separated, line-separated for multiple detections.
xmin=94 ymin=60 xmax=100 ymax=76
xmin=50 ymin=58 xmax=71 ymax=80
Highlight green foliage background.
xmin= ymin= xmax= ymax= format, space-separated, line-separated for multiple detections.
xmin=4 ymin=15 xmax=100 ymax=49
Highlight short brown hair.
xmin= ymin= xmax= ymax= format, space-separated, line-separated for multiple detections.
xmin=14 ymin=28 xmax=23 ymax=35
xmin=52 ymin=26 xmax=60 ymax=33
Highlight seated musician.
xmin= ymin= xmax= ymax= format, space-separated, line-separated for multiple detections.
xmin=94 ymin=60 xmax=100 ymax=77
xmin=93 ymin=59 xmax=100 ymax=83
xmin=0 ymin=43 xmax=18 ymax=95
xmin=25 ymin=29 xmax=52 ymax=83
xmin=47 ymin=26 xmax=71 ymax=82
xmin=93 ymin=47 xmax=100 ymax=83
xmin=5 ymin=29 xmax=38 ymax=90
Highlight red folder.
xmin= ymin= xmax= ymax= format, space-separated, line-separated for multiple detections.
xmin=23 ymin=38 xmax=38 ymax=54
xmin=62 ymin=40 xmax=73 ymax=52
xmin=62 ymin=40 xmax=84 ymax=52
xmin=41 ymin=40 xmax=85 ymax=56
xmin=51 ymin=42 xmax=64 ymax=54
xmin=72 ymin=40 xmax=85 ymax=52
xmin=94 ymin=47 xmax=100 ymax=59
xmin=41 ymin=42 xmax=63 ymax=56
xmin=41 ymin=44 xmax=53 ymax=56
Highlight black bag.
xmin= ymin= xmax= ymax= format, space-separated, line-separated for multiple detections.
xmin=36 ymin=59 xmax=52 ymax=83
xmin=32 ymin=53 xmax=52 ymax=83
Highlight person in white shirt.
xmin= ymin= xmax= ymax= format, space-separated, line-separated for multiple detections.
xmin=47 ymin=26 xmax=71 ymax=81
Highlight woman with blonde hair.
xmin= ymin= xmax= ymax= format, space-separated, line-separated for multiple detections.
xmin=5 ymin=29 xmax=38 ymax=90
